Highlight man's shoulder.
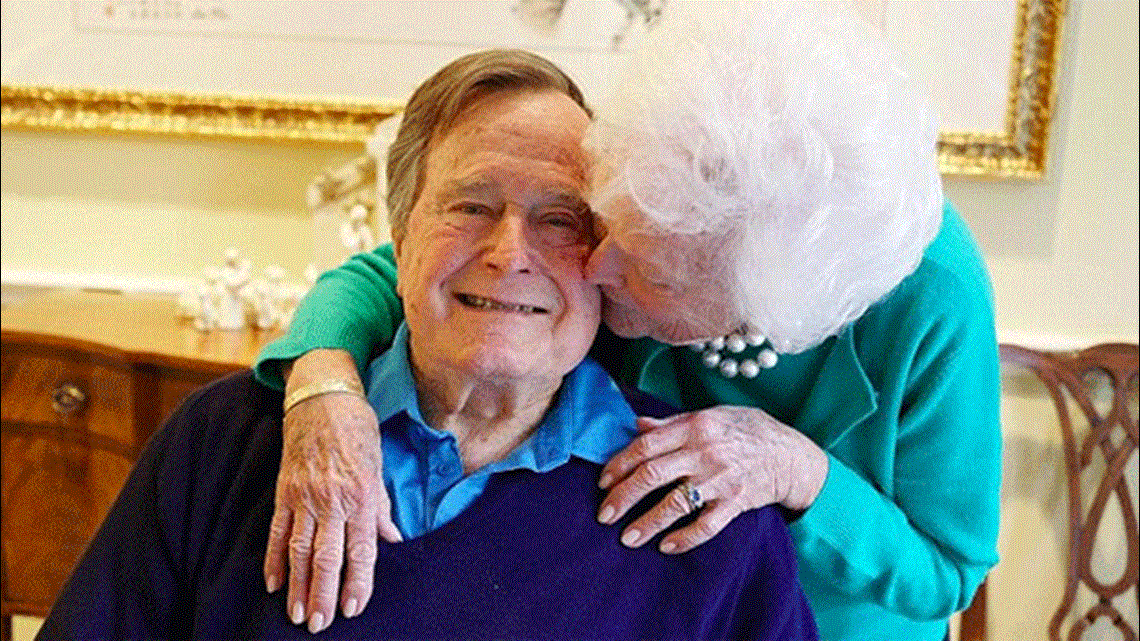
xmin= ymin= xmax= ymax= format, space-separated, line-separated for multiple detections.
xmin=175 ymin=370 xmax=283 ymax=429
xmin=618 ymin=379 xmax=680 ymax=419
xmin=144 ymin=370 xmax=284 ymax=488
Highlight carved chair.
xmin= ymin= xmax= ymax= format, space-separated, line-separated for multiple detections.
xmin=972 ymin=343 xmax=1138 ymax=641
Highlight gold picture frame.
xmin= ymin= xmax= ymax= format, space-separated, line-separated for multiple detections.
xmin=1 ymin=0 xmax=1065 ymax=177
xmin=937 ymin=0 xmax=1067 ymax=179
xmin=0 ymin=85 xmax=400 ymax=144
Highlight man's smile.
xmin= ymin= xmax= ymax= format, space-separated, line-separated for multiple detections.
xmin=455 ymin=292 xmax=550 ymax=314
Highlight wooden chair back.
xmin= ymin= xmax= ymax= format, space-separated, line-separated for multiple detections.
xmin=998 ymin=342 xmax=1138 ymax=641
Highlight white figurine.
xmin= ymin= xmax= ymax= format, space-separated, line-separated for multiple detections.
xmin=367 ymin=115 xmax=402 ymax=226
xmin=340 ymin=203 xmax=376 ymax=254
xmin=214 ymin=248 xmax=252 ymax=330
xmin=303 ymin=262 xmax=321 ymax=286
xmin=193 ymin=267 xmax=222 ymax=331
xmin=188 ymin=253 xmax=315 ymax=333
xmin=248 ymin=265 xmax=290 ymax=330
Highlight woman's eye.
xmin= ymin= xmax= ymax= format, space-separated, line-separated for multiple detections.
xmin=637 ymin=267 xmax=676 ymax=292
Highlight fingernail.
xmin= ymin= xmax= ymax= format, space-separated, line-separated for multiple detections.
xmin=599 ymin=473 xmax=613 ymax=489
xmin=266 ymin=575 xmax=279 ymax=593
xmin=345 ymin=598 xmax=359 ymax=618
xmin=308 ymin=613 xmax=325 ymax=634
xmin=660 ymin=540 xmax=677 ymax=553
xmin=598 ymin=505 xmax=615 ymax=524
xmin=291 ymin=602 xmax=305 ymax=625
xmin=621 ymin=529 xmax=642 ymax=547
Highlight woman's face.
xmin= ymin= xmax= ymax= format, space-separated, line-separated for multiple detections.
xmin=584 ymin=194 xmax=740 ymax=345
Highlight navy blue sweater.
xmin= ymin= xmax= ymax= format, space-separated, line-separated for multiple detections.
xmin=39 ymin=371 xmax=817 ymax=640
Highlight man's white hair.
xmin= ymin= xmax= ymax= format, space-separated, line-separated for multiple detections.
xmin=587 ymin=1 xmax=943 ymax=353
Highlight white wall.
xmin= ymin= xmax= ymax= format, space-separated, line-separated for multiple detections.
xmin=1 ymin=129 xmax=361 ymax=292
xmin=947 ymin=0 xmax=1138 ymax=348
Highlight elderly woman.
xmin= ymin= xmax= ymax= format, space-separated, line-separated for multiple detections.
xmin=39 ymin=49 xmax=816 ymax=640
xmin=258 ymin=5 xmax=1000 ymax=640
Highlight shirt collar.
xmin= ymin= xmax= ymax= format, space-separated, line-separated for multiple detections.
xmin=365 ymin=323 xmax=637 ymax=473
xmin=366 ymin=323 xmax=426 ymax=426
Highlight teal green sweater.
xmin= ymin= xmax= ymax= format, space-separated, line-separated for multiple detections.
xmin=255 ymin=202 xmax=1001 ymax=641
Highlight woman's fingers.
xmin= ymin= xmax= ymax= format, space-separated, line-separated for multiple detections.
xmin=286 ymin=512 xmax=317 ymax=626
xmin=598 ymin=416 xmax=688 ymax=489
xmin=598 ymin=405 xmax=826 ymax=553
xmin=598 ymin=449 xmax=696 ymax=526
xmin=264 ymin=501 xmax=292 ymax=594
xmin=377 ymin=494 xmax=404 ymax=544
xmin=306 ymin=515 xmax=348 ymax=633
xmin=340 ymin=511 xmax=379 ymax=619
xmin=617 ymin=478 xmax=711 ymax=548
xmin=659 ymin=499 xmax=741 ymax=554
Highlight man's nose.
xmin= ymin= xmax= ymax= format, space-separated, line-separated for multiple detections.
xmin=585 ymin=236 xmax=625 ymax=287
xmin=484 ymin=213 xmax=537 ymax=272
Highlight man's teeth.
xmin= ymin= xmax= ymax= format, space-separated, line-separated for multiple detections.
xmin=457 ymin=293 xmax=548 ymax=314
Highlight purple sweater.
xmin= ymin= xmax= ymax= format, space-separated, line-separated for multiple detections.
xmin=39 ymin=371 xmax=817 ymax=640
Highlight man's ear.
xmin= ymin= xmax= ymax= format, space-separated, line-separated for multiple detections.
xmin=392 ymin=231 xmax=404 ymax=261
xmin=391 ymin=230 xmax=405 ymax=297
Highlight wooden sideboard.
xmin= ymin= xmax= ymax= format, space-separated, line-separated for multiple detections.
xmin=1 ymin=291 xmax=281 ymax=638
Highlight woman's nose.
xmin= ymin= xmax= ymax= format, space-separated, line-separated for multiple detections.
xmin=585 ymin=237 xmax=625 ymax=287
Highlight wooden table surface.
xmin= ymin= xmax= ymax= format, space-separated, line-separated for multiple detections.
xmin=1 ymin=289 xmax=283 ymax=374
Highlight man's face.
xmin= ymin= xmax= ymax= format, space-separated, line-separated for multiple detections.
xmin=395 ymin=89 xmax=599 ymax=384
xmin=585 ymin=194 xmax=738 ymax=345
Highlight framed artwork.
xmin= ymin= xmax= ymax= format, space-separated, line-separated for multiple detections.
xmin=1 ymin=0 xmax=1065 ymax=178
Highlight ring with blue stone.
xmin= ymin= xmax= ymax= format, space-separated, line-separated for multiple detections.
xmin=680 ymin=479 xmax=704 ymax=512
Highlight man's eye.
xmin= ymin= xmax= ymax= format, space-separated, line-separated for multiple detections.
xmin=536 ymin=211 xmax=589 ymax=247
xmin=540 ymin=212 xmax=581 ymax=229
xmin=456 ymin=203 xmax=490 ymax=216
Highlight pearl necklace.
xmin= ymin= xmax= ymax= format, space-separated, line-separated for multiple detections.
xmin=689 ymin=330 xmax=778 ymax=379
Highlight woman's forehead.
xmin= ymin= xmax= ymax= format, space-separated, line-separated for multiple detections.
xmin=607 ymin=208 xmax=723 ymax=275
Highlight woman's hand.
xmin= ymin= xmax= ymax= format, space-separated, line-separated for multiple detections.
xmin=596 ymin=405 xmax=828 ymax=554
xmin=263 ymin=349 xmax=402 ymax=634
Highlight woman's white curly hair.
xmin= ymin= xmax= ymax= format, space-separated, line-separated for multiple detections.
xmin=587 ymin=1 xmax=943 ymax=353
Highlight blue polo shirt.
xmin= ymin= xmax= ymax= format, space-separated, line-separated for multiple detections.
xmin=366 ymin=324 xmax=638 ymax=539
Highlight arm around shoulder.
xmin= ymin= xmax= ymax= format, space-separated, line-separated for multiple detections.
xmin=254 ymin=245 xmax=405 ymax=390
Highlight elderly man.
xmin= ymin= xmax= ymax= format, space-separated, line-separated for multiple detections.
xmin=39 ymin=49 xmax=816 ymax=640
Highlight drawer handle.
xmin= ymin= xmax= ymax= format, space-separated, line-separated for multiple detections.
xmin=51 ymin=383 xmax=88 ymax=415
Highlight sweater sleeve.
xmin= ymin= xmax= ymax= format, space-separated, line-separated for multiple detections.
xmin=788 ymin=220 xmax=1002 ymax=622
xmin=253 ymin=244 xmax=405 ymax=389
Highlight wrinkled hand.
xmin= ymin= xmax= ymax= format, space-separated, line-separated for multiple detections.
xmin=263 ymin=352 xmax=401 ymax=634
xmin=597 ymin=405 xmax=828 ymax=554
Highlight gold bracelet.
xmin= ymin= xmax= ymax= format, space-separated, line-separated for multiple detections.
xmin=283 ymin=379 xmax=366 ymax=415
